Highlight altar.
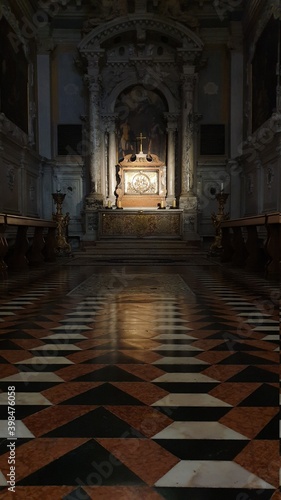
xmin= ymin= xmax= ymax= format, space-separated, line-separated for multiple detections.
xmin=116 ymin=151 xmax=167 ymax=208
xmin=98 ymin=209 xmax=183 ymax=239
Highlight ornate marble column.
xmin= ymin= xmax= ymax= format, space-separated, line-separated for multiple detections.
xmin=179 ymin=70 xmax=200 ymax=241
xmin=106 ymin=115 xmax=118 ymax=202
xmin=85 ymin=54 xmax=103 ymax=204
xmin=165 ymin=113 xmax=178 ymax=204
xmin=179 ymin=71 xmax=196 ymax=205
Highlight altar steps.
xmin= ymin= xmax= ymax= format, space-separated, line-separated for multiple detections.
xmin=72 ymin=240 xmax=207 ymax=264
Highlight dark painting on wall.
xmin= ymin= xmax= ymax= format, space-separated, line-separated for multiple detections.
xmin=0 ymin=18 xmax=28 ymax=133
xmin=115 ymin=85 xmax=167 ymax=162
xmin=252 ymin=16 xmax=279 ymax=132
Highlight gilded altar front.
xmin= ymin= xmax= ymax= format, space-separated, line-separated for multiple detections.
xmin=99 ymin=209 xmax=183 ymax=239
xmin=116 ymin=153 xmax=166 ymax=207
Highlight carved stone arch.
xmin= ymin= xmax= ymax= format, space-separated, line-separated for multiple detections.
xmin=105 ymin=76 xmax=178 ymax=115
xmin=78 ymin=14 xmax=204 ymax=53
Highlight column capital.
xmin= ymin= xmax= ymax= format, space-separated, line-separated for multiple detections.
xmin=227 ymin=21 xmax=243 ymax=51
xmin=164 ymin=113 xmax=179 ymax=131
xmin=84 ymin=74 xmax=101 ymax=96
xmin=181 ymin=73 xmax=197 ymax=92
xmin=101 ymin=114 xmax=118 ymax=133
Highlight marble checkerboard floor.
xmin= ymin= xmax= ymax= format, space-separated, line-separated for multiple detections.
xmin=0 ymin=261 xmax=279 ymax=500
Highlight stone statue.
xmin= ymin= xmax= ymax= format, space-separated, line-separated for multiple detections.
xmin=101 ymin=0 xmax=127 ymax=18
xmin=158 ymin=0 xmax=199 ymax=29
xmin=82 ymin=0 xmax=127 ymax=30
xmin=159 ymin=0 xmax=182 ymax=17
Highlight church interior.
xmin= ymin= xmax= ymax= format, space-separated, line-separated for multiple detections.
xmin=0 ymin=0 xmax=280 ymax=499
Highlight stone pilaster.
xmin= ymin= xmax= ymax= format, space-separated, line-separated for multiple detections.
xmin=179 ymin=70 xmax=200 ymax=241
xmin=104 ymin=114 xmax=118 ymax=202
xmin=179 ymin=71 xmax=196 ymax=206
xmin=165 ymin=113 xmax=178 ymax=204
xmin=85 ymin=53 xmax=103 ymax=204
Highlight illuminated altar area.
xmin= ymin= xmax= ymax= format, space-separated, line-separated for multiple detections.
xmin=116 ymin=152 xmax=166 ymax=208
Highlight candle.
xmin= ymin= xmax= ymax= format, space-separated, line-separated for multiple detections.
xmin=107 ymin=200 xmax=111 ymax=208
xmin=117 ymin=200 xmax=122 ymax=208
xmin=161 ymin=200 xmax=164 ymax=208
xmin=172 ymin=199 xmax=176 ymax=208
xmin=220 ymin=182 xmax=224 ymax=192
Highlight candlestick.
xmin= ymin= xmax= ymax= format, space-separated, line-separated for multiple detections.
xmin=52 ymin=193 xmax=71 ymax=255
xmin=107 ymin=200 xmax=111 ymax=208
xmin=160 ymin=200 xmax=164 ymax=209
xmin=172 ymin=199 xmax=176 ymax=208
xmin=220 ymin=182 xmax=224 ymax=192
xmin=209 ymin=192 xmax=229 ymax=255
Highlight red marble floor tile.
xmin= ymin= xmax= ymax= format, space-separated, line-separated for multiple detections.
xmin=0 ymin=365 xmax=19 ymax=377
xmin=219 ymin=407 xmax=279 ymax=439
xmin=0 ymin=321 xmax=17 ymax=327
xmin=247 ymin=350 xmax=279 ymax=363
xmin=191 ymin=339 xmax=227 ymax=350
xmin=116 ymin=329 xmax=158 ymax=339
xmin=41 ymin=381 xmax=103 ymax=404
xmin=0 ymin=350 xmax=35 ymax=363
xmin=11 ymin=339 xmax=45 ymax=349
xmin=106 ymin=406 xmax=173 ymax=438
xmin=121 ymin=339 xmax=162 ymax=349
xmin=66 ymin=350 xmax=110 ymax=363
xmin=73 ymin=339 xmax=112 ymax=349
xmin=0 ymin=486 xmax=75 ymax=500
xmin=187 ymin=330 xmax=226 ymax=339
xmin=234 ymin=440 xmax=280 ymax=488
xmin=21 ymin=329 xmax=53 ymax=338
xmin=0 ymin=438 xmax=89 ymax=481
xmin=117 ymin=364 xmax=165 ymax=382
xmin=0 ymin=330 xmax=15 ymax=336
xmin=120 ymin=350 xmax=161 ymax=363
xmin=255 ymin=364 xmax=280 ymax=375
xmin=111 ymin=382 xmax=169 ymax=405
xmin=23 ymin=405 xmax=97 ymax=437
xmin=55 ymin=364 xmax=106 ymax=381
xmin=195 ymin=350 xmax=234 ymax=364
xmin=181 ymin=322 xmax=213 ymax=331
xmin=268 ymin=383 xmax=279 ymax=389
xmin=270 ymin=490 xmax=281 ymax=500
xmin=202 ymin=364 xmax=247 ymax=382
xmin=208 ymin=382 xmax=262 ymax=406
xmin=84 ymin=486 xmax=163 ymax=499
xmin=96 ymin=438 xmax=180 ymax=486
xmin=33 ymin=321 xmax=62 ymax=328
xmin=240 ymin=338 xmax=279 ymax=351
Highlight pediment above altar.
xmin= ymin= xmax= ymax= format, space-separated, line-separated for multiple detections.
xmin=119 ymin=152 xmax=164 ymax=168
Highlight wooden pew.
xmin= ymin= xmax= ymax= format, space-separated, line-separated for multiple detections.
xmin=265 ymin=212 xmax=281 ymax=275
xmin=5 ymin=215 xmax=57 ymax=270
xmin=0 ymin=214 xmax=8 ymax=271
xmin=221 ymin=213 xmax=280 ymax=275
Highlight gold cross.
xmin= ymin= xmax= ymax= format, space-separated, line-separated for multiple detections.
xmin=136 ymin=132 xmax=146 ymax=154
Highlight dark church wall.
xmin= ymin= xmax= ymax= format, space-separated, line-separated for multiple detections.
xmin=0 ymin=17 xmax=28 ymax=134
xmin=251 ymin=16 xmax=279 ymax=132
